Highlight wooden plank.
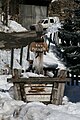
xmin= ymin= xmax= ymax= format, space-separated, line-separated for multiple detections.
xmin=13 ymin=83 xmax=22 ymax=100
xmin=7 ymin=77 xmax=71 ymax=84
xmin=19 ymin=83 xmax=27 ymax=102
xmin=26 ymin=93 xmax=51 ymax=95
xmin=24 ymin=85 xmax=53 ymax=88
xmin=51 ymin=82 xmax=65 ymax=105
xmin=56 ymin=83 xmax=65 ymax=105
xmin=0 ymin=31 xmax=37 ymax=49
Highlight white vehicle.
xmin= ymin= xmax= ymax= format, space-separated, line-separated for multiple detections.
xmin=30 ymin=17 xmax=60 ymax=30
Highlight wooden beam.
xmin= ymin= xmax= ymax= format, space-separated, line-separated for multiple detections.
xmin=7 ymin=77 xmax=71 ymax=84
xmin=27 ymin=44 xmax=30 ymax=60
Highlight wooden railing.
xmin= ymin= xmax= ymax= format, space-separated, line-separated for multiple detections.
xmin=7 ymin=70 xmax=71 ymax=105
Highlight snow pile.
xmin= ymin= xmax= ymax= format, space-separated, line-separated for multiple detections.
xmin=0 ymin=97 xmax=25 ymax=119
xmin=0 ymin=75 xmax=12 ymax=91
xmin=43 ymin=52 xmax=66 ymax=70
xmin=47 ymin=22 xmax=61 ymax=33
xmin=0 ymin=96 xmax=80 ymax=120
xmin=22 ymin=72 xmax=45 ymax=78
xmin=0 ymin=20 xmax=28 ymax=33
xmin=8 ymin=20 xmax=28 ymax=33
xmin=8 ymin=101 xmax=80 ymax=120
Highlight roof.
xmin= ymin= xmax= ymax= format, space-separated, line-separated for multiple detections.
xmin=19 ymin=0 xmax=51 ymax=6
xmin=0 ymin=31 xmax=37 ymax=49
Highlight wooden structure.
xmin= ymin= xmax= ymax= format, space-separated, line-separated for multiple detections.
xmin=0 ymin=31 xmax=37 ymax=71
xmin=7 ymin=69 xmax=71 ymax=105
xmin=0 ymin=31 xmax=37 ymax=49
xmin=67 ymin=70 xmax=80 ymax=86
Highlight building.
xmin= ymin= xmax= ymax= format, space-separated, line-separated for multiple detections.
xmin=18 ymin=0 xmax=51 ymax=29
xmin=0 ymin=0 xmax=51 ymax=29
xmin=9 ymin=0 xmax=51 ymax=29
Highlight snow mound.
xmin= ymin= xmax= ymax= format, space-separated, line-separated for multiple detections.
xmin=8 ymin=20 xmax=28 ymax=32
xmin=0 ymin=20 xmax=28 ymax=33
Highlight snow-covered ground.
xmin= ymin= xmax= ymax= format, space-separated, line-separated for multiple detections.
xmin=0 ymin=19 xmax=80 ymax=120
xmin=0 ymin=74 xmax=80 ymax=120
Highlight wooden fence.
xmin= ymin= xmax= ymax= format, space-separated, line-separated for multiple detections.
xmin=67 ymin=71 xmax=80 ymax=86
xmin=7 ymin=69 xmax=71 ymax=105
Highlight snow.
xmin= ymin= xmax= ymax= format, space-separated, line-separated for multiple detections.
xmin=0 ymin=18 xmax=80 ymax=120
xmin=43 ymin=52 xmax=66 ymax=70
xmin=8 ymin=20 xmax=27 ymax=33
xmin=51 ymin=0 xmax=58 ymax=3
xmin=0 ymin=20 xmax=28 ymax=33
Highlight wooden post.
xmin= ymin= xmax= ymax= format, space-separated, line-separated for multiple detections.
xmin=20 ymin=46 xmax=23 ymax=66
xmin=5 ymin=0 xmax=9 ymax=26
xmin=67 ymin=71 xmax=70 ymax=85
xmin=10 ymin=48 xmax=14 ymax=74
xmin=29 ymin=41 xmax=48 ymax=74
xmin=27 ymin=44 xmax=30 ymax=60
xmin=19 ymin=83 xmax=27 ymax=102
xmin=48 ymin=33 xmax=52 ymax=50
xmin=71 ymin=71 xmax=74 ymax=86
xmin=76 ymin=74 xmax=78 ymax=86
xmin=35 ymin=52 xmax=43 ymax=74
xmin=13 ymin=83 xmax=26 ymax=102
xmin=51 ymin=82 xmax=58 ymax=104
xmin=14 ymin=83 xmax=22 ymax=100
xmin=56 ymin=83 xmax=65 ymax=105
xmin=54 ymin=32 xmax=59 ymax=46
xmin=51 ymin=70 xmax=67 ymax=105
xmin=51 ymin=82 xmax=65 ymax=105
xmin=12 ymin=68 xmax=27 ymax=102
xmin=12 ymin=69 xmax=20 ymax=79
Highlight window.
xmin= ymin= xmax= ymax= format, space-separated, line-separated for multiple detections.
xmin=44 ymin=20 xmax=48 ymax=24
xmin=50 ymin=19 xmax=54 ymax=23
xmin=38 ymin=20 xmax=44 ymax=23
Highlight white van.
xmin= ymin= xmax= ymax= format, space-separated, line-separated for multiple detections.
xmin=38 ymin=17 xmax=60 ymax=29
xmin=30 ymin=17 xmax=60 ymax=30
